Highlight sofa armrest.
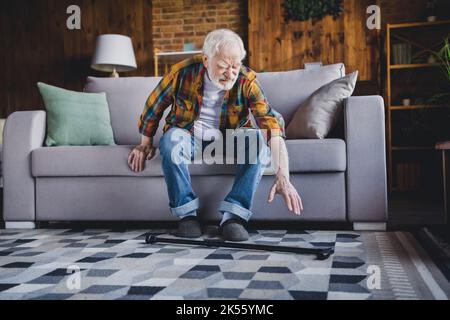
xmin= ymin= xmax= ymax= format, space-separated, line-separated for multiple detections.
xmin=344 ymin=96 xmax=388 ymax=222
xmin=2 ymin=111 xmax=46 ymax=222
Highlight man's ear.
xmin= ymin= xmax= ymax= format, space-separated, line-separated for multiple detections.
xmin=202 ymin=55 xmax=208 ymax=69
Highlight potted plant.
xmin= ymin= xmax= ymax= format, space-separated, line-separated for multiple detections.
xmin=427 ymin=36 xmax=450 ymax=104
xmin=283 ymin=0 xmax=343 ymax=22
xmin=436 ymin=36 xmax=450 ymax=82
xmin=398 ymin=93 xmax=413 ymax=106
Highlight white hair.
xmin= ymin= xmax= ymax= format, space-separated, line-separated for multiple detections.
xmin=202 ymin=29 xmax=246 ymax=61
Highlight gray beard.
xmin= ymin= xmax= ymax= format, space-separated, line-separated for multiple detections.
xmin=207 ymin=69 xmax=237 ymax=91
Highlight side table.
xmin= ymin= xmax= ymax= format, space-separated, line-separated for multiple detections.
xmin=153 ymin=48 xmax=202 ymax=76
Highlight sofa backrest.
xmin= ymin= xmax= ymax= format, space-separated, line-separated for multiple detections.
xmin=256 ymin=63 xmax=345 ymax=125
xmin=84 ymin=76 xmax=170 ymax=146
xmin=84 ymin=63 xmax=345 ymax=145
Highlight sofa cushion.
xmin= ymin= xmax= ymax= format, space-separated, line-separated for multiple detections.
xmin=37 ymin=82 xmax=115 ymax=147
xmin=256 ymin=63 xmax=345 ymax=125
xmin=84 ymin=77 xmax=170 ymax=147
xmin=285 ymin=139 xmax=346 ymax=172
xmin=286 ymin=71 xmax=358 ymax=139
xmin=31 ymin=139 xmax=346 ymax=177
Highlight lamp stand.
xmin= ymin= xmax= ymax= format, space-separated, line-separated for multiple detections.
xmin=110 ymin=67 xmax=119 ymax=78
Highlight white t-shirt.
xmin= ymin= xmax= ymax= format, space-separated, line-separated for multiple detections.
xmin=193 ymin=73 xmax=225 ymax=141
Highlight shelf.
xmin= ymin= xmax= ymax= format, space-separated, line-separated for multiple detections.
xmin=155 ymin=50 xmax=202 ymax=57
xmin=391 ymin=146 xmax=435 ymax=151
xmin=390 ymin=104 xmax=450 ymax=110
xmin=153 ymin=48 xmax=202 ymax=76
xmin=388 ymin=20 xmax=450 ymax=29
xmin=390 ymin=63 xmax=440 ymax=69
xmin=385 ymin=20 xmax=450 ymax=195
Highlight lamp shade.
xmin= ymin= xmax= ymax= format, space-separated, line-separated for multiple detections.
xmin=91 ymin=34 xmax=137 ymax=72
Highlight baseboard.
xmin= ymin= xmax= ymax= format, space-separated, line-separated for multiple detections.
xmin=353 ymin=222 xmax=387 ymax=231
xmin=4 ymin=221 xmax=36 ymax=229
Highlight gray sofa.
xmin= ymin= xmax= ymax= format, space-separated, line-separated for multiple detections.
xmin=2 ymin=63 xmax=388 ymax=230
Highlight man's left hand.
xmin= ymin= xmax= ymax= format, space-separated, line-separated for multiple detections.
xmin=268 ymin=175 xmax=303 ymax=215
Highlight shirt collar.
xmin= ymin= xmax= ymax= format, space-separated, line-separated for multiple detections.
xmin=194 ymin=60 xmax=206 ymax=97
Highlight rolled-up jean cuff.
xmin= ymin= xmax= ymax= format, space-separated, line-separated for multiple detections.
xmin=170 ymin=197 xmax=200 ymax=217
xmin=218 ymin=200 xmax=253 ymax=222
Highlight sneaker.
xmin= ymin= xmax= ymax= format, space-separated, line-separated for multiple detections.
xmin=177 ymin=216 xmax=202 ymax=238
xmin=219 ymin=219 xmax=249 ymax=242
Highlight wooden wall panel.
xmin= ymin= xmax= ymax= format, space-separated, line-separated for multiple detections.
xmin=0 ymin=0 xmax=153 ymax=118
xmin=248 ymin=0 xmax=380 ymax=82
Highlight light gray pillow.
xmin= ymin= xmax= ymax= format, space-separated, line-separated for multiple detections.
xmin=286 ymin=71 xmax=358 ymax=139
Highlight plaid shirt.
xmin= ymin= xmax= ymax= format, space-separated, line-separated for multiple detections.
xmin=138 ymin=54 xmax=285 ymax=142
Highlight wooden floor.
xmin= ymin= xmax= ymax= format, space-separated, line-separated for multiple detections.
xmin=388 ymin=191 xmax=447 ymax=227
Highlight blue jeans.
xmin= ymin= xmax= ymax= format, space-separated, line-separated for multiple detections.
xmin=158 ymin=127 xmax=270 ymax=222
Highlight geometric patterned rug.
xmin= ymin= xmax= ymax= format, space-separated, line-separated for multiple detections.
xmin=0 ymin=228 xmax=449 ymax=300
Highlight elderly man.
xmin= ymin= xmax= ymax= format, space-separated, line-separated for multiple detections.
xmin=128 ymin=29 xmax=302 ymax=241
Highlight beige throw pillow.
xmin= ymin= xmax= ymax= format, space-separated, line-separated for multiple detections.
xmin=286 ymin=71 xmax=358 ymax=139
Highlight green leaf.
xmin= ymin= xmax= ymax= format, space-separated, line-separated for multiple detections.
xmin=283 ymin=0 xmax=343 ymax=22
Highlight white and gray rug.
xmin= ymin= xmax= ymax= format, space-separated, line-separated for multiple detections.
xmin=0 ymin=228 xmax=448 ymax=300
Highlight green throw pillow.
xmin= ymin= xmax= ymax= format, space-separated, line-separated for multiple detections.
xmin=37 ymin=82 xmax=115 ymax=146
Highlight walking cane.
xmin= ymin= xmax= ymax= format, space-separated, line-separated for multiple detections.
xmin=145 ymin=234 xmax=334 ymax=260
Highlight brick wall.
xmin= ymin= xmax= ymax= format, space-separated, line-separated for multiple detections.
xmin=152 ymin=0 xmax=248 ymax=53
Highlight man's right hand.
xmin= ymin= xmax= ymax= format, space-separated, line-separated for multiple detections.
xmin=128 ymin=144 xmax=156 ymax=172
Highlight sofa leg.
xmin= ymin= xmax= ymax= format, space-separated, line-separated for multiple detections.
xmin=5 ymin=221 xmax=36 ymax=229
xmin=353 ymin=222 xmax=386 ymax=231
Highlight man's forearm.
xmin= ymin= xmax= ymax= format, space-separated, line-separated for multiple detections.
xmin=268 ymin=136 xmax=289 ymax=179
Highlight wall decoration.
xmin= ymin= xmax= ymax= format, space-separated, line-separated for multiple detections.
xmin=283 ymin=0 xmax=344 ymax=22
